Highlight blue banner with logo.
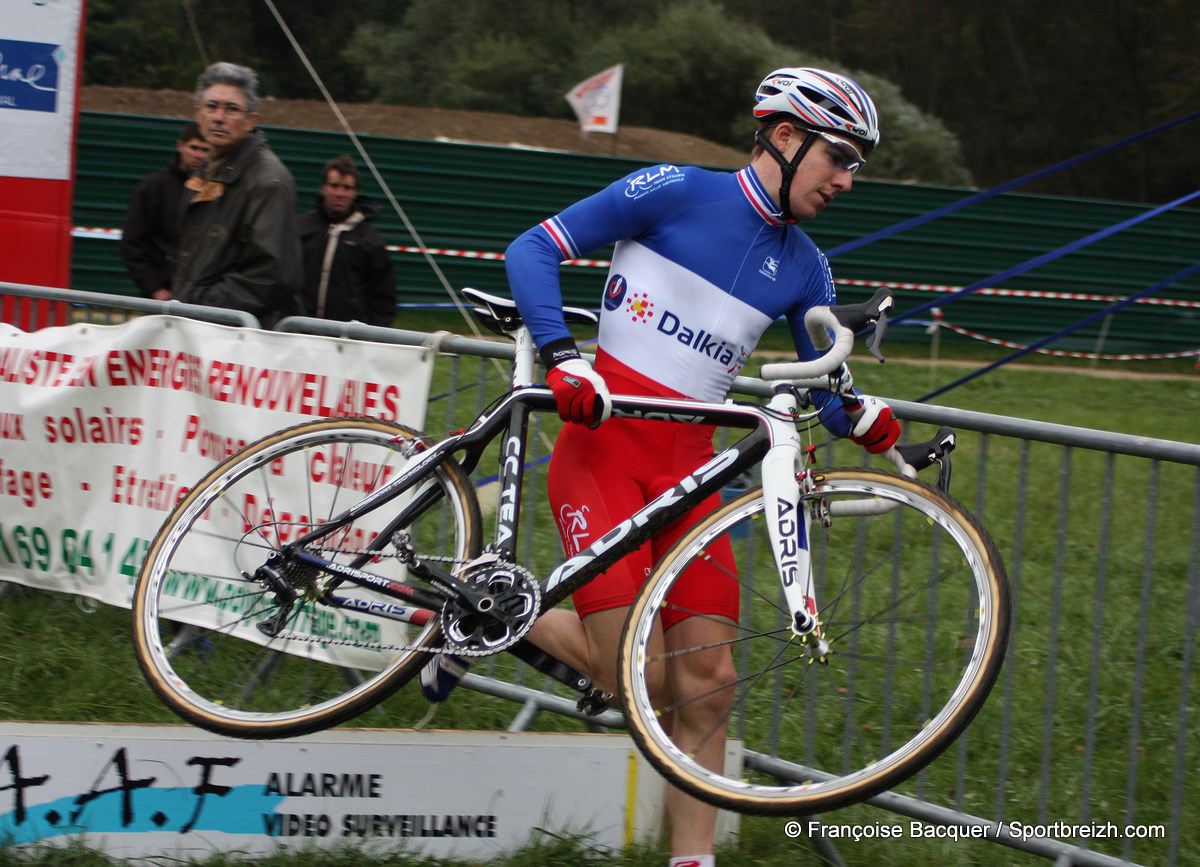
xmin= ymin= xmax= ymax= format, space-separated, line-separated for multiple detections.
xmin=0 ymin=38 xmax=61 ymax=113
xmin=1 ymin=0 xmax=82 ymax=181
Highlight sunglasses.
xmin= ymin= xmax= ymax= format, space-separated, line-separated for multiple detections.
xmin=810 ymin=129 xmax=865 ymax=175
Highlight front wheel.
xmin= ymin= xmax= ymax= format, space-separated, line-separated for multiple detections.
xmin=618 ymin=467 xmax=1009 ymax=816
xmin=132 ymin=417 xmax=482 ymax=739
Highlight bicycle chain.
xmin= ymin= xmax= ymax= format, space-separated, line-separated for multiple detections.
xmin=268 ymin=544 xmax=473 ymax=657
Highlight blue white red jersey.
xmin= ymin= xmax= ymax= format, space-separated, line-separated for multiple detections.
xmin=505 ymin=162 xmax=853 ymax=433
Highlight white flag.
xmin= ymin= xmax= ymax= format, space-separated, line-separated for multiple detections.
xmin=565 ymin=64 xmax=624 ymax=134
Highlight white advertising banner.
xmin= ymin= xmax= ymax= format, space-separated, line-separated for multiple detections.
xmin=565 ymin=64 xmax=624 ymax=134
xmin=0 ymin=316 xmax=433 ymax=610
xmin=0 ymin=724 xmax=680 ymax=859
xmin=0 ymin=0 xmax=84 ymax=180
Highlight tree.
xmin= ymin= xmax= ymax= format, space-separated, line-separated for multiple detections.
xmin=82 ymin=0 xmax=396 ymax=101
xmin=83 ymin=0 xmax=198 ymax=89
xmin=574 ymin=2 xmax=971 ymax=184
xmin=348 ymin=0 xmax=664 ymax=113
xmin=347 ymin=0 xmax=973 ymax=186
xmin=81 ymin=0 xmax=1200 ymax=200
xmin=722 ymin=0 xmax=1200 ymax=202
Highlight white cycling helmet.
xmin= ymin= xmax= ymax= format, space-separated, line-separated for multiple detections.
xmin=754 ymin=67 xmax=880 ymax=155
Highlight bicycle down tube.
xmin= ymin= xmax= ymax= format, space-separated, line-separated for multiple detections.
xmin=286 ymin=383 xmax=815 ymax=626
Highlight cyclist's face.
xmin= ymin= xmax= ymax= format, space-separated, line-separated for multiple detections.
xmin=781 ymin=125 xmax=859 ymax=222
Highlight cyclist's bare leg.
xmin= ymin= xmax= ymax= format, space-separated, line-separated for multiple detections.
xmin=661 ymin=614 xmax=737 ymax=859
xmin=527 ymin=607 xmax=652 ymax=696
xmin=531 ymin=606 xmax=731 ymax=860
xmin=526 ymin=607 xmax=598 ymax=682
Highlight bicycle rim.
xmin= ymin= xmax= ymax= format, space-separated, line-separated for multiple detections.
xmin=619 ymin=467 xmax=1009 ymax=815
xmin=132 ymin=417 xmax=482 ymax=739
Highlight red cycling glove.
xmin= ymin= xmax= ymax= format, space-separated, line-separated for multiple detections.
xmin=848 ymin=395 xmax=901 ymax=454
xmin=546 ymin=358 xmax=612 ymax=428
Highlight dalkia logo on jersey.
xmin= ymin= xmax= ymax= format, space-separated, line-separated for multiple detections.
xmin=636 ymin=305 xmax=749 ymax=372
xmin=626 ymin=292 xmax=654 ymax=322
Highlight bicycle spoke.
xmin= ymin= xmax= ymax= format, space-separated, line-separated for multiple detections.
xmin=133 ymin=418 xmax=482 ymax=738
xmin=620 ymin=470 xmax=1008 ymax=815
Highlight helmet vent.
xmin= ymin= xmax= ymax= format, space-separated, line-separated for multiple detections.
xmin=799 ymin=86 xmax=852 ymax=121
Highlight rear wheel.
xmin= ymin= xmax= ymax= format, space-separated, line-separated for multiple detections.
xmin=619 ymin=467 xmax=1009 ymax=815
xmin=132 ymin=417 xmax=482 ymax=739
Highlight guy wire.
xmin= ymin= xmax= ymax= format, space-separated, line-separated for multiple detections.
xmin=260 ymin=0 xmax=483 ymax=339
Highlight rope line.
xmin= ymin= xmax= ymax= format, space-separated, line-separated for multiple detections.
xmin=893 ymin=187 xmax=1200 ymax=325
xmin=824 ymin=109 xmax=1200 ymax=260
xmin=72 ymin=227 xmax=1200 ymax=312
xmin=258 ymin=0 xmax=483 ymax=340
xmin=926 ymin=319 xmax=1200 ymax=361
xmin=916 ymin=260 xmax=1200 ymax=402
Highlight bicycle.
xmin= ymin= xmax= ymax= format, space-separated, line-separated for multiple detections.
xmin=132 ymin=286 xmax=1009 ymax=817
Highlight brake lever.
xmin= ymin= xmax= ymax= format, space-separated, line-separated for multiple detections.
xmin=828 ymin=288 xmax=893 ymax=363
xmin=894 ymin=426 xmax=956 ymax=492
xmin=863 ymin=295 xmax=891 ymax=362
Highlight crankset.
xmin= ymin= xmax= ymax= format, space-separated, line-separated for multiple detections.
xmin=440 ymin=555 xmax=542 ymax=657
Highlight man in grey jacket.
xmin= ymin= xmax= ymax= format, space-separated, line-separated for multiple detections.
xmin=171 ymin=62 xmax=302 ymax=328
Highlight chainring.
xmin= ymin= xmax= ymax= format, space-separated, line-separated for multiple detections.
xmin=441 ymin=557 xmax=542 ymax=657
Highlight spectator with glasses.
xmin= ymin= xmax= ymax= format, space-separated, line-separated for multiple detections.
xmin=171 ymin=62 xmax=302 ymax=327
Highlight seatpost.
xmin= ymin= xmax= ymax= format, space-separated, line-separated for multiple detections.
xmin=511 ymin=324 xmax=537 ymax=388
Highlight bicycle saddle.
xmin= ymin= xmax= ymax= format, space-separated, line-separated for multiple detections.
xmin=462 ymin=286 xmax=597 ymax=336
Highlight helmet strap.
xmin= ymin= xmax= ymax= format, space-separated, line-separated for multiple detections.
xmin=755 ymin=126 xmax=817 ymax=223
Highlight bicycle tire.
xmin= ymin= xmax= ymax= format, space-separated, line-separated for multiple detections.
xmin=618 ymin=467 xmax=1009 ymax=816
xmin=132 ymin=417 xmax=482 ymax=739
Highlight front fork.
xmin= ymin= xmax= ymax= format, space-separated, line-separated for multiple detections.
xmin=760 ymin=388 xmax=827 ymax=655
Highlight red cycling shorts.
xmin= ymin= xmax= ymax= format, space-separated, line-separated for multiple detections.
xmin=546 ymin=352 xmax=740 ymax=631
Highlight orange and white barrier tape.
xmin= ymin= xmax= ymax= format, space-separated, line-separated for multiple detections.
xmin=934 ymin=319 xmax=1200 ymax=361
xmin=72 ymin=226 xmax=1200 ymax=313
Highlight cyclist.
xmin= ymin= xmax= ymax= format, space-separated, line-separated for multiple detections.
xmin=423 ymin=67 xmax=900 ymax=867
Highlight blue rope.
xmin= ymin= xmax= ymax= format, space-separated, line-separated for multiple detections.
xmin=826 ymin=109 xmax=1200 ymax=260
xmin=894 ymin=187 xmax=1200 ymax=326
xmin=916 ymin=259 xmax=1200 ymax=403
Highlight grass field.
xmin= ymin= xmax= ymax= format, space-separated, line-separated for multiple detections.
xmin=1 ymin=316 xmax=1197 ymax=867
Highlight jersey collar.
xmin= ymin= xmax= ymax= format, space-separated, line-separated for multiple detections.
xmin=736 ymin=166 xmax=785 ymax=227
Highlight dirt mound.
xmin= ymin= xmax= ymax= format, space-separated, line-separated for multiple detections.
xmin=81 ymin=86 xmax=747 ymax=168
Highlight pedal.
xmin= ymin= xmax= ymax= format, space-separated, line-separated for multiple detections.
xmin=576 ymin=688 xmax=613 ymax=716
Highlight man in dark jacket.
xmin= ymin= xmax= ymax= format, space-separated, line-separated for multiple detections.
xmin=119 ymin=122 xmax=210 ymax=299
xmin=297 ymin=155 xmax=397 ymax=327
xmin=171 ymin=62 xmax=302 ymax=328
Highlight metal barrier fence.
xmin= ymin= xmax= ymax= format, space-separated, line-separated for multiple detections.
xmin=360 ymin=323 xmax=1200 ymax=867
xmin=3 ymin=284 xmax=1197 ymax=866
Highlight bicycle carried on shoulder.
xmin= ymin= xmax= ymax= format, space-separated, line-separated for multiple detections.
xmin=132 ymin=287 xmax=1009 ymax=816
